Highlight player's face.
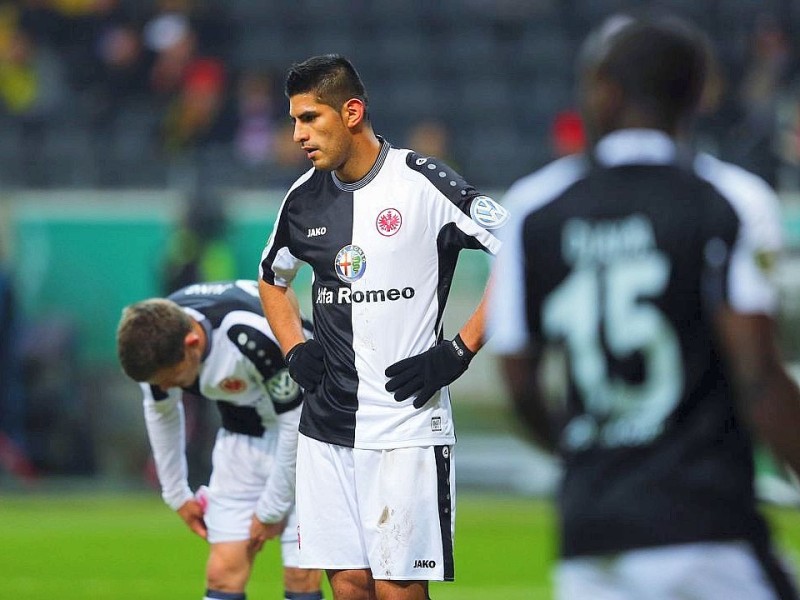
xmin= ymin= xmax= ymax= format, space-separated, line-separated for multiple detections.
xmin=148 ymin=347 xmax=202 ymax=390
xmin=289 ymin=92 xmax=352 ymax=172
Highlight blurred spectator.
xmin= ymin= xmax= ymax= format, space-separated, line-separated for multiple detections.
xmin=728 ymin=14 xmax=793 ymax=187
xmin=160 ymin=55 xmax=234 ymax=155
xmin=162 ymin=193 xmax=236 ymax=295
xmin=405 ymin=118 xmax=458 ymax=167
xmin=0 ymin=25 xmax=68 ymax=185
xmin=145 ymin=11 xmax=196 ymax=97
xmin=270 ymin=120 xmax=309 ymax=186
xmin=0 ymin=261 xmax=31 ymax=480
xmin=550 ymin=108 xmax=586 ymax=157
xmin=0 ymin=27 xmax=66 ymax=120
xmin=233 ymin=69 xmax=281 ymax=167
xmin=89 ymin=14 xmax=153 ymax=128
xmin=16 ymin=1 xmax=68 ymax=50
xmin=160 ymin=194 xmax=235 ymax=487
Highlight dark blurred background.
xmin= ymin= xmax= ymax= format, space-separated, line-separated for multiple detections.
xmin=3 ymin=0 xmax=800 ymax=497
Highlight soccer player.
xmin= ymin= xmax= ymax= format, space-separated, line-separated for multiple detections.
xmin=116 ymin=279 xmax=323 ymax=600
xmin=258 ymin=55 xmax=507 ymax=600
xmin=489 ymin=14 xmax=800 ymax=600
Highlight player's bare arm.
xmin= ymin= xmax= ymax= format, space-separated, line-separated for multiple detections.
xmin=501 ymin=347 xmax=560 ymax=454
xmin=457 ymin=286 xmax=489 ymax=353
xmin=716 ymin=308 xmax=800 ymax=477
xmin=248 ymin=515 xmax=287 ymax=553
xmin=258 ymin=280 xmax=305 ymax=356
xmin=177 ymin=497 xmax=208 ymax=539
xmin=260 ymin=279 xmax=324 ymax=390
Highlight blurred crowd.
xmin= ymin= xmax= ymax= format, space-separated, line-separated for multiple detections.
xmin=1 ymin=1 xmax=800 ymax=191
xmin=0 ymin=0 xmax=310 ymax=188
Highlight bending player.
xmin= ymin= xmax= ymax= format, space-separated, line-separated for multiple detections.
xmin=116 ymin=279 xmax=323 ymax=600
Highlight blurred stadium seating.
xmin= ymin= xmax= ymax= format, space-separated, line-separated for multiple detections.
xmin=0 ymin=0 xmax=793 ymax=191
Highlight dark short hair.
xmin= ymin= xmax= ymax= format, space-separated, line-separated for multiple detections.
xmin=285 ymin=54 xmax=368 ymax=114
xmin=585 ymin=15 xmax=709 ymax=127
xmin=116 ymin=298 xmax=191 ymax=381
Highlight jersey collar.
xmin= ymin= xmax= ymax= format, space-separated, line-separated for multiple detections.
xmin=594 ymin=129 xmax=677 ymax=167
xmin=331 ymin=136 xmax=391 ymax=192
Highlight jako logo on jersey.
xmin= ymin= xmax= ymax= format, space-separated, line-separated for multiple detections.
xmin=376 ymin=208 xmax=402 ymax=236
xmin=470 ymin=195 xmax=509 ymax=230
xmin=334 ymin=245 xmax=367 ymax=283
xmin=307 ymin=227 xmax=327 ymax=237
xmin=220 ymin=377 xmax=247 ymax=393
xmin=413 ymin=559 xmax=436 ymax=569
xmin=316 ymin=286 xmax=415 ymax=305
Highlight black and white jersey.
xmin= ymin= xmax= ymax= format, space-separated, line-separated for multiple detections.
xmin=260 ymin=139 xmax=505 ymax=449
xmin=489 ymin=130 xmax=783 ymax=557
xmin=141 ymin=279 xmax=310 ymax=512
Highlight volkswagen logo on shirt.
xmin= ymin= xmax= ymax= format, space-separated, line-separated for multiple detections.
xmin=335 ymin=245 xmax=367 ymax=283
xmin=470 ymin=195 xmax=509 ymax=230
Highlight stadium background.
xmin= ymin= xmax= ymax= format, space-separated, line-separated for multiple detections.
xmin=3 ymin=0 xmax=800 ymax=596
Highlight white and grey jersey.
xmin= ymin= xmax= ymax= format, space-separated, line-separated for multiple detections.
xmin=146 ymin=280 xmax=307 ymax=427
xmin=260 ymin=139 xmax=505 ymax=449
xmin=489 ymin=130 xmax=784 ymax=559
xmin=141 ymin=279 xmax=310 ymax=511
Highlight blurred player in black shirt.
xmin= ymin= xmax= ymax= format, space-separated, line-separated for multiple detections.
xmin=490 ymin=14 xmax=800 ymax=600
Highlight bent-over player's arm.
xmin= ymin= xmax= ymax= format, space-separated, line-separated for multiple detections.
xmin=715 ymin=309 xmax=800 ymax=478
xmin=142 ymin=385 xmax=207 ymax=539
xmin=258 ymin=279 xmax=305 ymax=356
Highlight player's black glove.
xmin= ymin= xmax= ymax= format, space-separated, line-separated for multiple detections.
xmin=285 ymin=339 xmax=324 ymax=391
xmin=384 ymin=334 xmax=475 ymax=409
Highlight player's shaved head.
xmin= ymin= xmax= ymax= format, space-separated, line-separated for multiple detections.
xmin=580 ymin=14 xmax=710 ymax=138
xmin=286 ymin=53 xmax=368 ymax=115
xmin=116 ymin=298 xmax=192 ymax=382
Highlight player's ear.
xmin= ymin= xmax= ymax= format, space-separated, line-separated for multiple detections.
xmin=342 ymin=98 xmax=366 ymax=128
xmin=185 ymin=331 xmax=201 ymax=348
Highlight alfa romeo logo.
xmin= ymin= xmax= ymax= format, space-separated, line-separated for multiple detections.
xmin=334 ymin=244 xmax=367 ymax=283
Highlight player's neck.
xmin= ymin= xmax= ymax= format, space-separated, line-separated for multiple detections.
xmin=335 ymin=130 xmax=382 ymax=183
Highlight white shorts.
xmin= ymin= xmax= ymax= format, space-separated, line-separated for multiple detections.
xmin=295 ymin=434 xmax=455 ymax=581
xmin=556 ymin=541 xmax=793 ymax=600
xmin=205 ymin=428 xmax=299 ymax=567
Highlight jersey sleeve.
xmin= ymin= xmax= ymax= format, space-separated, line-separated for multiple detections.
xmin=696 ymin=155 xmax=783 ymax=315
xmin=259 ymin=173 xmax=313 ymax=287
xmin=487 ymin=196 xmax=531 ymax=355
xmin=141 ymin=384 xmax=193 ymax=510
xmin=226 ymin=322 xmax=303 ymax=414
xmin=488 ymin=155 xmax=591 ymax=355
xmin=254 ymin=403 xmax=301 ymax=523
xmin=405 ymin=151 xmax=506 ymax=255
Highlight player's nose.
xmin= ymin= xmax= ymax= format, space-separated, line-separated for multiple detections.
xmin=293 ymin=122 xmax=308 ymax=143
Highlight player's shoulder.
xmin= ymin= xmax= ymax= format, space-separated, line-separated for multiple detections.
xmin=284 ymin=166 xmax=322 ymax=201
xmin=693 ymin=153 xmax=780 ymax=214
xmin=394 ymin=146 xmax=461 ymax=184
xmin=390 ymin=146 xmax=508 ymax=228
xmin=502 ymin=153 xmax=590 ymax=217
xmin=218 ymin=310 xmax=284 ymax=370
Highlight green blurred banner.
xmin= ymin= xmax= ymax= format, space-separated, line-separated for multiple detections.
xmin=7 ymin=191 xmax=490 ymax=367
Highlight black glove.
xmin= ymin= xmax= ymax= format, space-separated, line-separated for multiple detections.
xmin=385 ymin=334 xmax=475 ymax=408
xmin=285 ymin=339 xmax=324 ymax=391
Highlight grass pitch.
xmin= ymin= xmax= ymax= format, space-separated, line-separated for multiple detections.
xmin=1 ymin=491 xmax=799 ymax=599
